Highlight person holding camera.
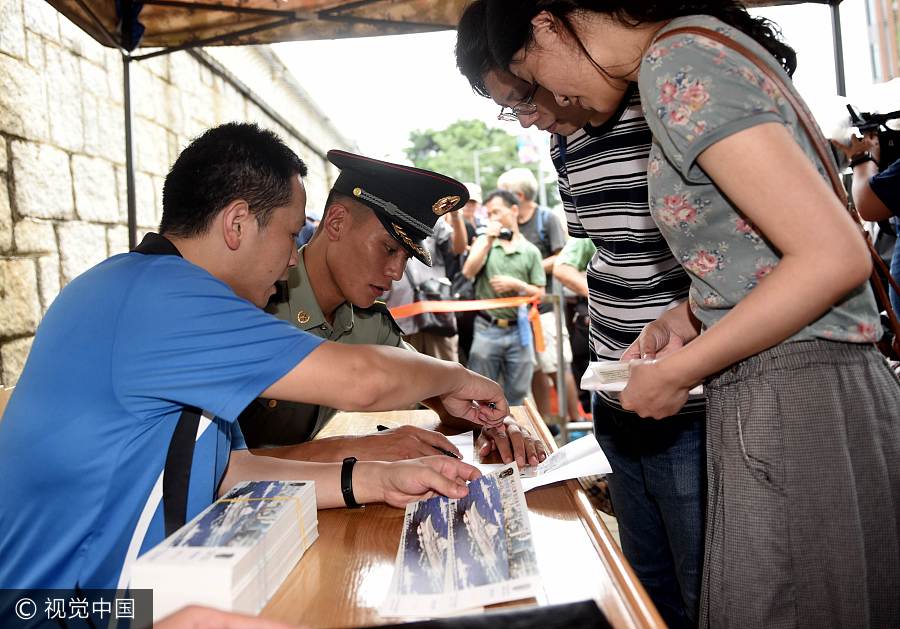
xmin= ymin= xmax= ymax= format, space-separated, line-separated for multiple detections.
xmin=836 ymin=133 xmax=900 ymax=313
xmin=462 ymin=189 xmax=546 ymax=405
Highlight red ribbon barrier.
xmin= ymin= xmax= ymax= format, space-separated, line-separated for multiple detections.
xmin=389 ymin=296 xmax=545 ymax=353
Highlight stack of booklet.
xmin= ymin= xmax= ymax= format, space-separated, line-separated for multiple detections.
xmin=380 ymin=463 xmax=541 ymax=618
xmin=131 ymin=480 xmax=318 ymax=621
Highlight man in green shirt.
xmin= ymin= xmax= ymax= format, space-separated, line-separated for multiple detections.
xmin=554 ymin=236 xmax=596 ymax=298
xmin=554 ymin=236 xmax=596 ymax=408
xmin=239 ymin=152 xmax=545 ymax=468
xmin=462 ymin=189 xmax=546 ymax=405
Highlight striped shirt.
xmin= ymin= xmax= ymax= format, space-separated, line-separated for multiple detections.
xmin=551 ymin=83 xmax=703 ymax=412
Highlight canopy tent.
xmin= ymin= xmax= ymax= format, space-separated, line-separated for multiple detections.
xmin=43 ymin=0 xmax=846 ymax=246
xmin=48 ymin=0 xmax=839 ymax=53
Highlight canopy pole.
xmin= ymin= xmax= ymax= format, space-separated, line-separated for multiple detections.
xmin=831 ymin=1 xmax=847 ymax=96
xmin=124 ymin=53 xmax=138 ymax=249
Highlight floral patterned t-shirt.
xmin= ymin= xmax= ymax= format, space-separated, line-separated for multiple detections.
xmin=638 ymin=15 xmax=880 ymax=344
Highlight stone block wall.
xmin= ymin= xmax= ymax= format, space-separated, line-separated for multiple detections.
xmin=0 ymin=0 xmax=353 ymax=386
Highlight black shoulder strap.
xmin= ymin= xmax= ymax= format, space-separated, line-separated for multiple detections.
xmin=163 ymin=407 xmax=202 ymax=536
xmin=134 ymin=232 xmax=203 ymax=535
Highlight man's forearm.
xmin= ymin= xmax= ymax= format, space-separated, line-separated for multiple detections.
xmin=851 ymin=162 xmax=892 ymax=221
xmin=448 ymin=213 xmax=468 ymax=254
xmin=221 ymin=450 xmax=344 ymax=508
xmin=521 ymin=283 xmax=544 ymax=299
xmin=462 ymin=237 xmax=492 ymax=278
xmin=250 ymin=437 xmax=356 ymax=463
xmin=553 ymin=263 xmax=589 ymax=297
xmin=541 ymin=254 xmax=558 ymax=273
xmin=423 ymin=396 xmax=480 ymax=430
xmin=264 ymin=343 xmax=468 ymax=413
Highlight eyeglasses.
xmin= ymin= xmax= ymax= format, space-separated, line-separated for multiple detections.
xmin=497 ymin=83 xmax=539 ymax=122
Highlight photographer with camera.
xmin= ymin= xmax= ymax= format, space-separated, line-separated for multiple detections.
xmin=462 ymin=190 xmax=545 ymax=405
xmin=835 ymin=132 xmax=900 ymax=313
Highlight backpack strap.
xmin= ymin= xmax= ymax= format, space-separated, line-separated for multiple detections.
xmin=536 ymin=206 xmax=550 ymax=249
xmin=658 ymin=26 xmax=900 ymax=357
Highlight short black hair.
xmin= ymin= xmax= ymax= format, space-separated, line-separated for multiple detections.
xmin=309 ymin=189 xmax=370 ymax=240
xmin=160 ymin=122 xmax=308 ymax=238
xmin=484 ymin=189 xmax=519 ymax=208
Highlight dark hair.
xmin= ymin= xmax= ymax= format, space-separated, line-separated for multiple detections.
xmin=455 ymin=0 xmax=493 ymax=97
xmin=484 ymin=0 xmax=797 ymax=79
xmin=309 ymin=189 xmax=371 ymax=240
xmin=160 ymin=122 xmax=307 ymax=238
xmin=484 ymin=189 xmax=520 ymax=208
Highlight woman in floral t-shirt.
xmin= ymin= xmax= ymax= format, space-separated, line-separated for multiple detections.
xmin=482 ymin=1 xmax=900 ymax=627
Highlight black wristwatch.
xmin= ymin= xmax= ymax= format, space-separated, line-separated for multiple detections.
xmin=341 ymin=457 xmax=362 ymax=509
xmin=849 ymin=151 xmax=876 ymax=169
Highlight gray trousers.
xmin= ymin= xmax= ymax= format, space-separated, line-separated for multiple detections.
xmin=701 ymin=340 xmax=900 ymax=629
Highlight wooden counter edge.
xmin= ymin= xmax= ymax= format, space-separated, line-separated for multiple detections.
xmin=522 ymin=399 xmax=666 ymax=629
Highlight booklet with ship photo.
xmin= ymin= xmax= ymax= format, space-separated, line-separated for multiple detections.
xmin=380 ymin=464 xmax=540 ymax=618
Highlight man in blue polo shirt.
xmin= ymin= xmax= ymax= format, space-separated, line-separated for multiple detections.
xmin=838 ymin=133 xmax=900 ymax=313
xmin=0 ymin=123 xmax=508 ymax=591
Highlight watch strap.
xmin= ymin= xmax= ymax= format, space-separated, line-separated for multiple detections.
xmin=849 ymin=151 xmax=876 ymax=168
xmin=341 ymin=457 xmax=362 ymax=509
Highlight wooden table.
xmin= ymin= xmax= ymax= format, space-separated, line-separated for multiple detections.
xmin=261 ymin=402 xmax=664 ymax=629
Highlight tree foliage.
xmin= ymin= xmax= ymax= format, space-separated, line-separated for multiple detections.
xmin=404 ymin=119 xmax=520 ymax=193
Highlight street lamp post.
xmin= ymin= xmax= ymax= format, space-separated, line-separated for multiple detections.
xmin=473 ymin=146 xmax=503 ymax=190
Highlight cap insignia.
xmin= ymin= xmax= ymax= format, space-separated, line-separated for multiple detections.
xmin=350 ymin=186 xmax=434 ymax=237
xmin=432 ymin=195 xmax=461 ymax=216
xmin=392 ymin=223 xmax=432 ymax=266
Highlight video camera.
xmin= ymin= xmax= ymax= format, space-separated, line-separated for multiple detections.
xmin=847 ymin=104 xmax=900 ymax=169
xmin=475 ymin=226 xmax=514 ymax=241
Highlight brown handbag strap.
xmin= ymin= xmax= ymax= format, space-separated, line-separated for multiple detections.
xmin=658 ymin=26 xmax=900 ymax=352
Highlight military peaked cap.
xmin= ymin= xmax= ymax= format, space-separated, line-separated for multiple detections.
xmin=327 ymin=149 xmax=469 ymax=266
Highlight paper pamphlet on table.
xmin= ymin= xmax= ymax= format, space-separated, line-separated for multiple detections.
xmin=474 ymin=435 xmax=612 ymax=492
xmin=380 ymin=464 xmax=540 ymax=618
xmin=454 ymin=430 xmax=611 ymax=492
xmin=447 ymin=431 xmax=475 ymax=464
xmin=582 ymin=360 xmax=704 ymax=396
xmin=131 ymin=480 xmax=318 ymax=621
xmin=517 ymin=434 xmax=612 ymax=492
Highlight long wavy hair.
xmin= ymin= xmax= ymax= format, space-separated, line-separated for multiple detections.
xmin=484 ymin=0 xmax=797 ymax=81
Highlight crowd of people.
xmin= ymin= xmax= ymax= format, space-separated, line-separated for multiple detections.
xmin=385 ymin=169 xmax=591 ymax=423
xmin=1 ymin=1 xmax=898 ymax=628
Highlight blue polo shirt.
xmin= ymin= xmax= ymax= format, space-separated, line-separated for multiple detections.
xmin=0 ymin=252 xmax=324 ymax=589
